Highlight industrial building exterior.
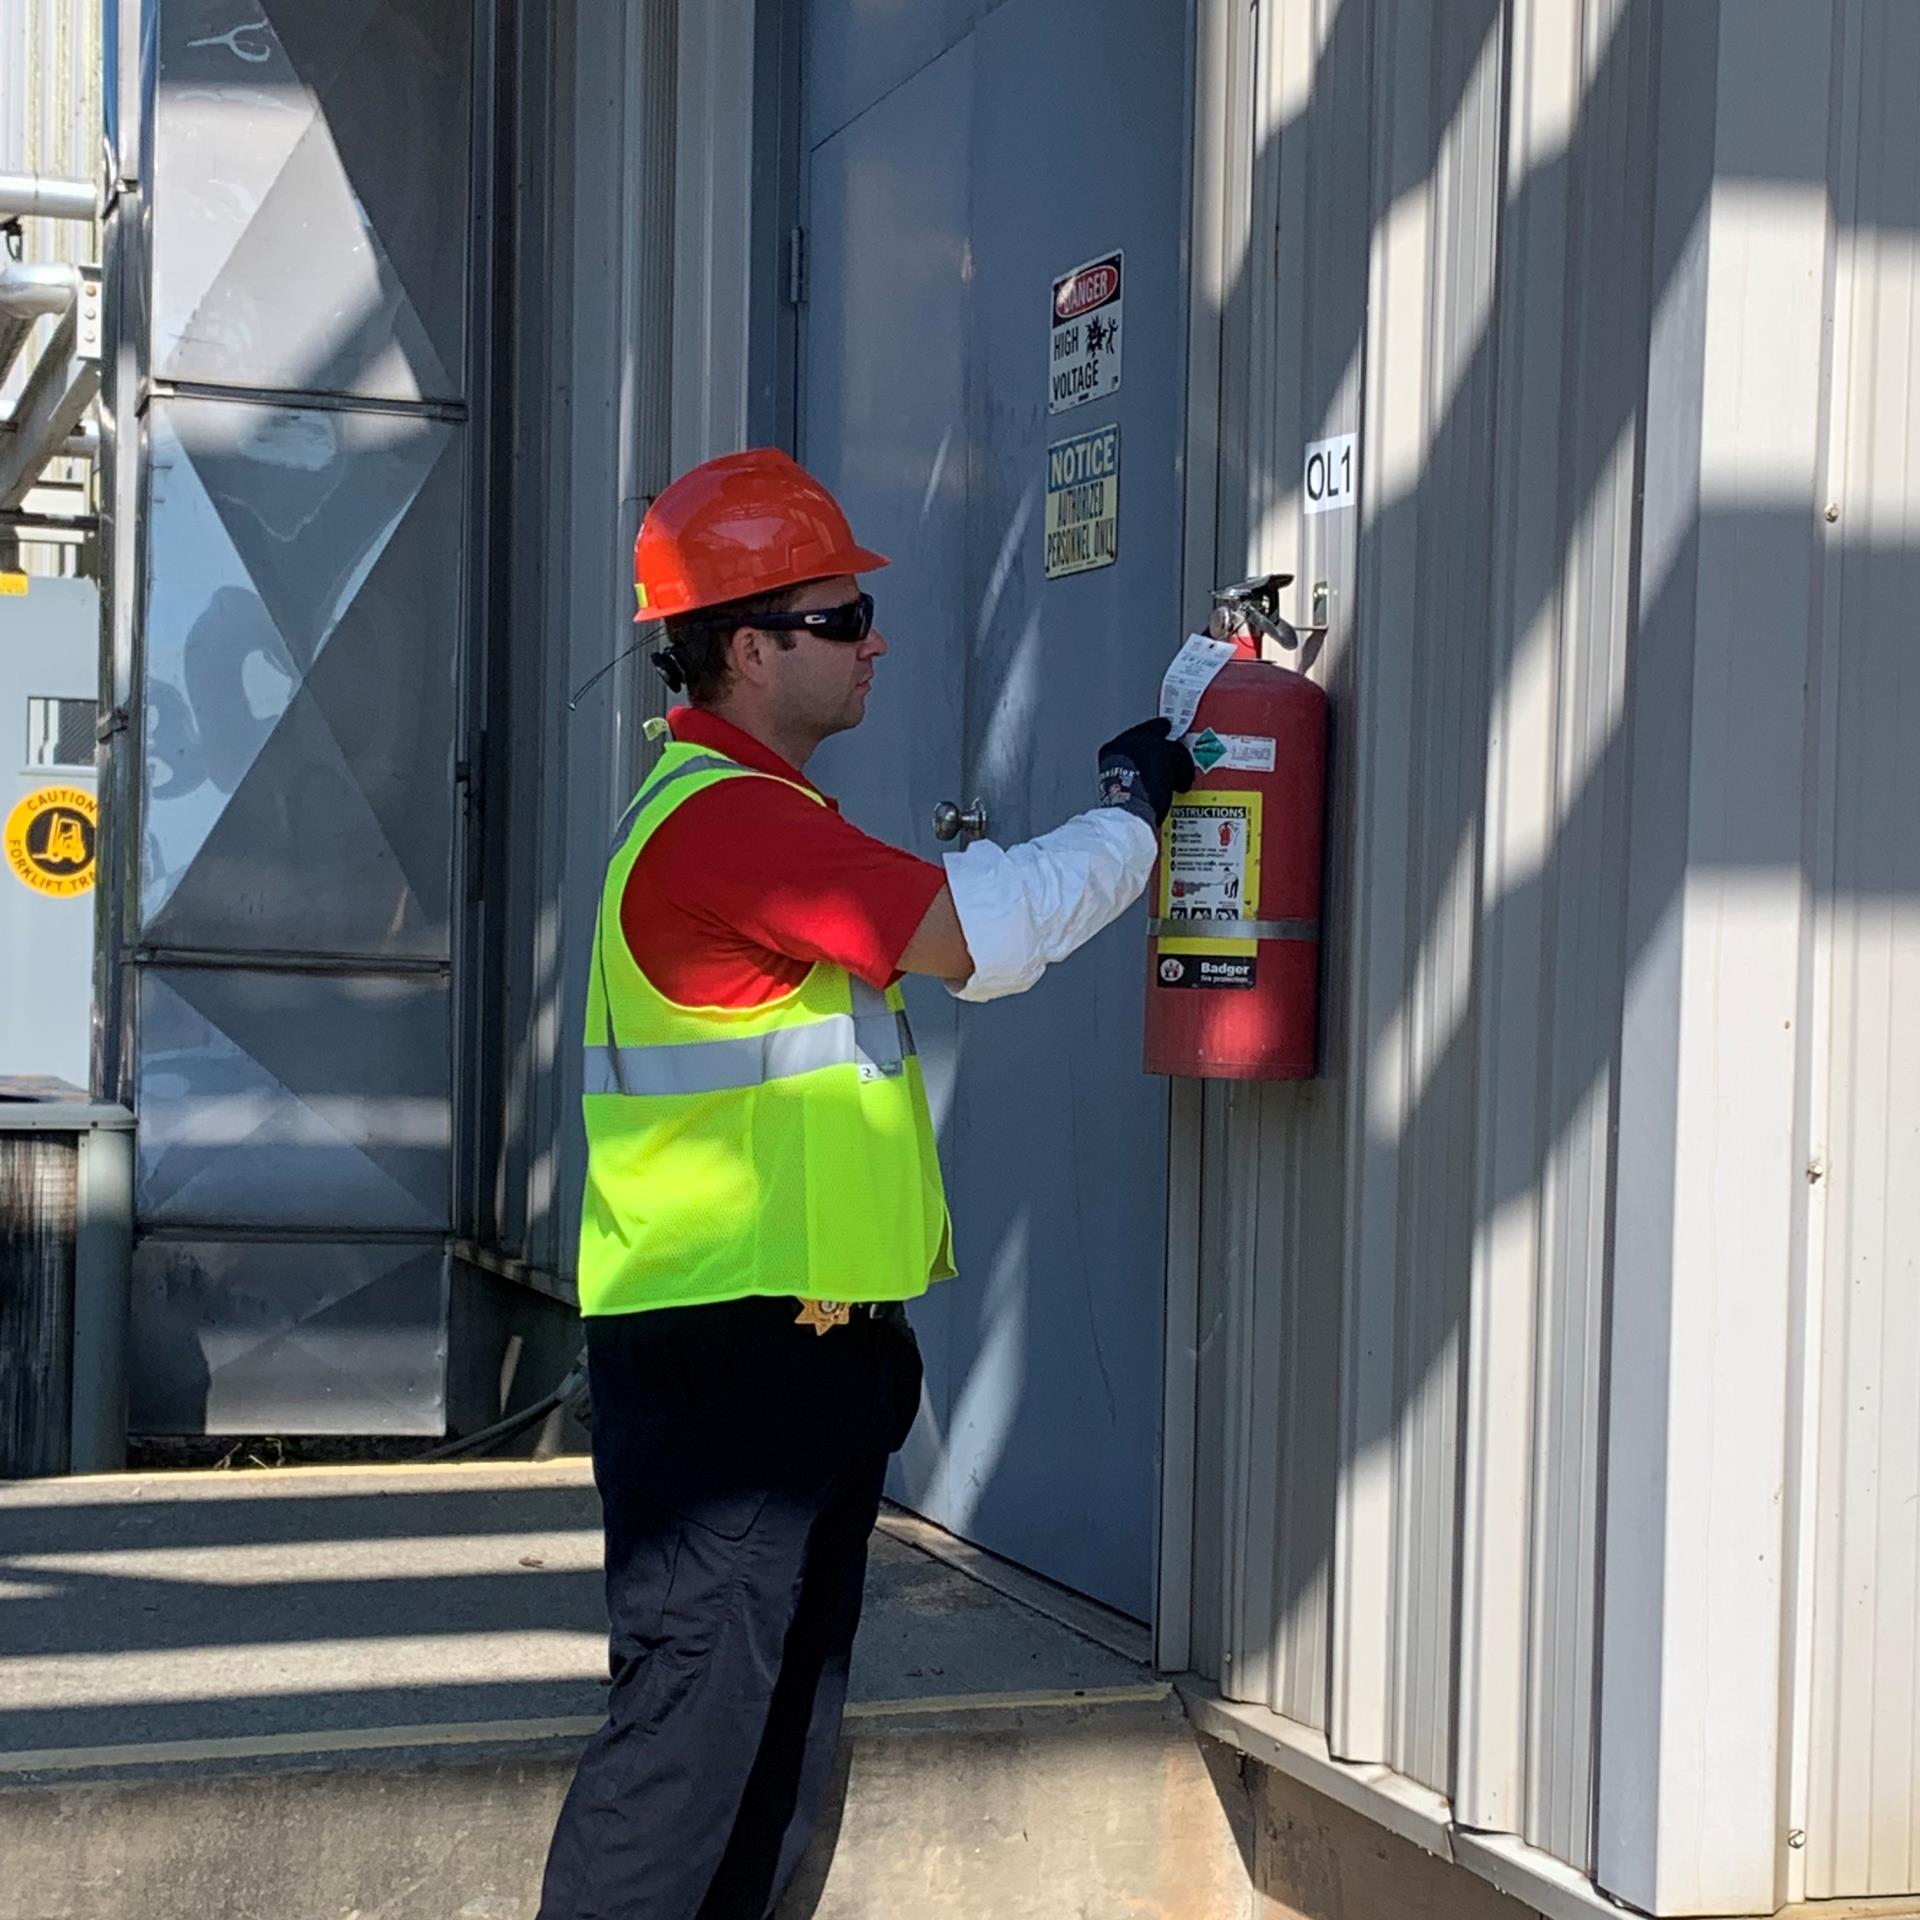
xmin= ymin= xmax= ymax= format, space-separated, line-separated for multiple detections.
xmin=2 ymin=2 xmax=1917 ymax=1916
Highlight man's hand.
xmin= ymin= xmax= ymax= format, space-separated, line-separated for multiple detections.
xmin=1096 ymin=718 xmax=1197 ymax=829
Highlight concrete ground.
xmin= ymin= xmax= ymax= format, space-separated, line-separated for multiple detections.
xmin=0 ymin=1462 xmax=1251 ymax=1919
xmin=0 ymin=1459 xmax=1153 ymax=1771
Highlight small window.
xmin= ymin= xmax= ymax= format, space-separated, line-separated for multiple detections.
xmin=26 ymin=696 xmax=95 ymax=769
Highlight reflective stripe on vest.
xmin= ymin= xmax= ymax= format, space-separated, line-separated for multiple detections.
xmin=604 ymin=751 xmax=744 ymax=862
xmin=585 ymin=952 xmax=915 ymax=1095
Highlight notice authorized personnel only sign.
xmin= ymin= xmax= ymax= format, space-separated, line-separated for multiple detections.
xmin=1044 ymin=424 xmax=1119 ymax=579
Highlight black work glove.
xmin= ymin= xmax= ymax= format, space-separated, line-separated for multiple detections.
xmin=1096 ymin=717 xmax=1197 ymax=829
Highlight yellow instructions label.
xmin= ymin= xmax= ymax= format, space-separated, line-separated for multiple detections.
xmin=0 ymin=572 xmax=28 ymax=597
xmin=5 ymin=785 xmax=99 ymax=897
xmin=1156 ymin=790 xmax=1262 ymax=990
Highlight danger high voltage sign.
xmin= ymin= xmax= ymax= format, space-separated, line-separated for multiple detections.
xmin=1048 ymin=250 xmax=1123 ymax=415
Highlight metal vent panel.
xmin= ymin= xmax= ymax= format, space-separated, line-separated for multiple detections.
xmin=150 ymin=0 xmax=471 ymax=402
xmin=136 ymin=966 xmax=449 ymax=1234
xmin=139 ymin=396 xmax=460 ymax=957
xmin=128 ymin=1235 xmax=448 ymax=1435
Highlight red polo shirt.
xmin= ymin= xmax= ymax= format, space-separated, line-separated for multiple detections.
xmin=619 ymin=708 xmax=950 ymax=1009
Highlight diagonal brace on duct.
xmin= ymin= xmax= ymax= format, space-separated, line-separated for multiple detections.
xmin=0 ymin=265 xmax=101 ymax=511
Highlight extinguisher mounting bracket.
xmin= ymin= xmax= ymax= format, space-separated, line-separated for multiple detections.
xmin=1210 ymin=573 xmax=1330 ymax=658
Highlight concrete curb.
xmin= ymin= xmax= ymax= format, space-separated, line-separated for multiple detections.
xmin=0 ymin=1685 xmax=1250 ymax=1920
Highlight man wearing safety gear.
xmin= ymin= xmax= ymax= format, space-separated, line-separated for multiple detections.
xmin=538 ymin=447 xmax=1194 ymax=1920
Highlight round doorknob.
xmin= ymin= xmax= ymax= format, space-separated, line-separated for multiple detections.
xmin=932 ymin=798 xmax=989 ymax=842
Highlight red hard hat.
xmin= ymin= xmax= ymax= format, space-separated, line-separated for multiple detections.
xmin=633 ymin=448 xmax=889 ymax=620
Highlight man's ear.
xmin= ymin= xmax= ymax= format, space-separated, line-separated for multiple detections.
xmin=727 ymin=623 xmax=770 ymax=688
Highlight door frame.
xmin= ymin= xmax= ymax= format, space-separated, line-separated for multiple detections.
xmin=1157 ymin=0 xmax=1243 ymax=1675
xmin=766 ymin=0 xmax=1225 ymax=1648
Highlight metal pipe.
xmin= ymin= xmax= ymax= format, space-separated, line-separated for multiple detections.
xmin=0 ymin=261 xmax=81 ymax=377
xmin=0 ymin=514 xmax=96 ymax=539
xmin=0 ymin=260 xmax=81 ymax=318
xmin=0 ymin=173 xmax=95 ymax=223
xmin=64 ymin=419 xmax=99 ymax=459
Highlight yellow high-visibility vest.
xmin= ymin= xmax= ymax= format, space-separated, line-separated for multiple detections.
xmin=577 ymin=740 xmax=955 ymax=1316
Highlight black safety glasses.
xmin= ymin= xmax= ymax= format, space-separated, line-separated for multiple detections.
xmin=745 ymin=592 xmax=875 ymax=644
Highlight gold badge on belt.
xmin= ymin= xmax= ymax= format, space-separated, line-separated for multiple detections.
xmin=794 ymin=1298 xmax=852 ymax=1336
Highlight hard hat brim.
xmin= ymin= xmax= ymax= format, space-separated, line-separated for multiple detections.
xmin=634 ymin=545 xmax=891 ymax=622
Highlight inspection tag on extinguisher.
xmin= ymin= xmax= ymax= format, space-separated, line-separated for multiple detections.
xmin=1159 ymin=634 xmax=1236 ymax=738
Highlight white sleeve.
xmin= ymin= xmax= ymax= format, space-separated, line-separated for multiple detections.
xmin=941 ymin=809 xmax=1159 ymax=1003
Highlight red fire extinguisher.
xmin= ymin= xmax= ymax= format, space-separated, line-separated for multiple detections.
xmin=1144 ymin=576 xmax=1330 ymax=1081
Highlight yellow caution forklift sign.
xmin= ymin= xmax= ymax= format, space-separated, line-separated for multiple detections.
xmin=6 ymin=786 xmax=98 ymax=897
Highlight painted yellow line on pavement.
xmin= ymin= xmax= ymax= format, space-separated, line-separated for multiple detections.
xmin=0 ymin=1684 xmax=1172 ymax=1776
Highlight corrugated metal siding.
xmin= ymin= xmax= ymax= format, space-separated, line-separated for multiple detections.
xmin=1488 ymin=0 xmax=1653 ymax=1862
xmin=1197 ymin=0 xmax=1365 ymax=1734
xmin=1200 ymin=0 xmax=1920 ymax=1901
xmin=0 ymin=0 xmax=101 ymax=575
xmin=0 ymin=0 xmax=98 ymax=259
xmin=1202 ymin=0 xmax=1659 ymax=1858
xmin=1805 ymin=0 xmax=1920 ymax=1897
xmin=1378 ymin=2 xmax=1501 ymax=1796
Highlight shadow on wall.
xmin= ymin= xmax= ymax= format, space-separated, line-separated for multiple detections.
xmin=132 ymin=5 xmax=1919 ymax=1825
xmin=1147 ymin=0 xmax=1918 ymax=1840
xmin=461 ymin=0 xmax=1920 ymax=1705
xmin=854 ymin=0 xmax=1919 ymax=1811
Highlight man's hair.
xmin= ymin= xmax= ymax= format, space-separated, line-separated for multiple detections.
xmin=661 ymin=584 xmax=806 ymax=704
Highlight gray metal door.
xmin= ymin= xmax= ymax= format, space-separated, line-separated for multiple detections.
xmin=799 ymin=0 xmax=1189 ymax=1617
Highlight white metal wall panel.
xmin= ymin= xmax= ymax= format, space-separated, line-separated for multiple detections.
xmin=1804 ymin=0 xmax=1920 ymax=1897
xmin=1198 ymin=0 xmax=1848 ymax=1902
xmin=1457 ymin=0 xmax=1655 ymax=1861
xmin=1328 ymin=0 xmax=1429 ymax=1771
xmin=1598 ymin=5 xmax=1835 ymax=1909
xmin=1200 ymin=0 xmax=1368 ymax=1736
xmin=1382 ymin=6 xmax=1502 ymax=1797
xmin=1205 ymin=0 xmax=1643 ymax=1812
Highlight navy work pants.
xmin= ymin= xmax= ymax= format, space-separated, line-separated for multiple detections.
xmin=538 ymin=1296 xmax=923 ymax=1920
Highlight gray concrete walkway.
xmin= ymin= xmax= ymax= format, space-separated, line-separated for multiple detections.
xmin=0 ymin=1459 xmax=1155 ymax=1780
xmin=0 ymin=1464 xmax=1261 ymax=1920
